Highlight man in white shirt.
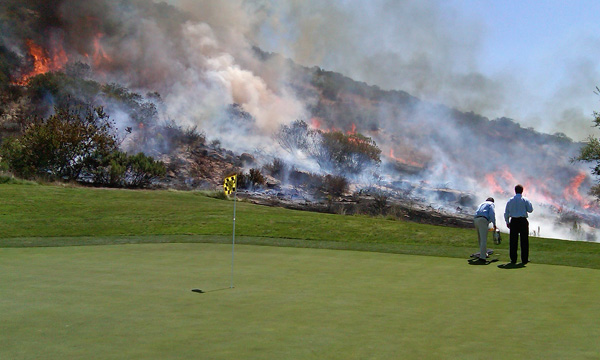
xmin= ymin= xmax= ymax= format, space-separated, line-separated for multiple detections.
xmin=504 ymin=184 xmax=534 ymax=264
xmin=473 ymin=197 xmax=497 ymax=262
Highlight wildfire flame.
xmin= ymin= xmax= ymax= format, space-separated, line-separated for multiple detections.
xmin=15 ymin=31 xmax=113 ymax=86
xmin=484 ymin=168 xmax=595 ymax=211
xmin=389 ymin=148 xmax=422 ymax=167
xmin=310 ymin=117 xmax=322 ymax=129
xmin=484 ymin=168 xmax=520 ymax=195
xmin=484 ymin=173 xmax=504 ymax=194
xmin=563 ymin=171 xmax=590 ymax=209
xmin=91 ymin=32 xmax=112 ymax=67
xmin=16 ymin=39 xmax=68 ymax=85
xmin=348 ymin=123 xmax=356 ymax=135
xmin=309 ymin=118 xmax=359 ymax=137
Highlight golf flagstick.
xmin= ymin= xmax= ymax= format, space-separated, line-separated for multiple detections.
xmin=230 ymin=183 xmax=237 ymax=288
xmin=222 ymin=174 xmax=238 ymax=289
xmin=193 ymin=175 xmax=237 ymax=294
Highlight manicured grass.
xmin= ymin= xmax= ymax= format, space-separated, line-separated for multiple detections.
xmin=2 ymin=183 xmax=600 ymax=358
xmin=1 ymin=183 xmax=600 ymax=268
xmin=1 ymin=243 xmax=599 ymax=359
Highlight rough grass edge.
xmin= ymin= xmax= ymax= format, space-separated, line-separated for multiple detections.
xmin=0 ymin=173 xmax=38 ymax=185
xmin=2 ymin=234 xmax=599 ymax=270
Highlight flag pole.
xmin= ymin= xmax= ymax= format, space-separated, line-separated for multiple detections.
xmin=230 ymin=185 xmax=237 ymax=289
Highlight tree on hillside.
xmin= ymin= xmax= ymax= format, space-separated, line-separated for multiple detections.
xmin=277 ymin=120 xmax=320 ymax=155
xmin=319 ymin=131 xmax=381 ymax=174
xmin=576 ymin=90 xmax=600 ymax=199
xmin=277 ymin=120 xmax=381 ymax=175
xmin=26 ymin=72 xmax=101 ymax=116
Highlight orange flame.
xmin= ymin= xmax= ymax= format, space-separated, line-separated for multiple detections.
xmin=524 ymin=182 xmax=559 ymax=208
xmin=563 ymin=171 xmax=588 ymax=208
xmin=389 ymin=148 xmax=422 ymax=167
xmin=92 ymin=33 xmax=112 ymax=66
xmin=484 ymin=168 xmax=594 ymax=210
xmin=16 ymin=39 xmax=68 ymax=84
xmin=310 ymin=117 xmax=322 ymax=129
xmin=484 ymin=167 xmax=518 ymax=195
xmin=485 ymin=173 xmax=504 ymax=194
xmin=348 ymin=123 xmax=357 ymax=135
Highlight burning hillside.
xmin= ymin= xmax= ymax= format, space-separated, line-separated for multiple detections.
xmin=0 ymin=0 xmax=599 ymax=241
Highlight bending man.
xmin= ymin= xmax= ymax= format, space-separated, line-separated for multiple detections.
xmin=504 ymin=184 xmax=534 ymax=264
xmin=474 ymin=197 xmax=497 ymax=262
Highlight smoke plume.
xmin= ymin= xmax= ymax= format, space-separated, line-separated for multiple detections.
xmin=2 ymin=0 xmax=600 ymax=241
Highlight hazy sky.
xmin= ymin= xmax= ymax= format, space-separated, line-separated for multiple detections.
xmin=448 ymin=0 xmax=600 ymax=140
xmin=451 ymin=0 xmax=599 ymax=74
xmin=247 ymin=0 xmax=600 ymax=141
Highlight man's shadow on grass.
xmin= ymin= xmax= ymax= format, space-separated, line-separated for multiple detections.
xmin=467 ymin=258 xmax=499 ymax=266
xmin=497 ymin=262 xmax=527 ymax=269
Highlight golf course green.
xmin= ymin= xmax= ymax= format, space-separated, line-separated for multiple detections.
xmin=1 ymin=182 xmax=600 ymax=359
xmin=2 ymin=243 xmax=599 ymax=359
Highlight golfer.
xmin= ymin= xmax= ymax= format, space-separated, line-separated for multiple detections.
xmin=473 ymin=197 xmax=497 ymax=262
xmin=504 ymin=184 xmax=533 ymax=264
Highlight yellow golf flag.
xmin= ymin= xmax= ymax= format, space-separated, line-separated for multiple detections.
xmin=223 ymin=174 xmax=237 ymax=195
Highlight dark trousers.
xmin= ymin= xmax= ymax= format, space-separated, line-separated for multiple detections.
xmin=509 ymin=217 xmax=529 ymax=263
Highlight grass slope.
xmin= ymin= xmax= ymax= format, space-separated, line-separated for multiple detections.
xmin=0 ymin=184 xmax=600 ymax=268
xmin=1 ymin=183 xmax=600 ymax=268
xmin=2 ymin=244 xmax=599 ymax=359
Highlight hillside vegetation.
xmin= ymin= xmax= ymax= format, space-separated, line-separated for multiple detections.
xmin=1 ymin=183 xmax=599 ymax=269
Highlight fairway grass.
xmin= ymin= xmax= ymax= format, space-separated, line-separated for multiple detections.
xmin=2 ymin=243 xmax=599 ymax=359
xmin=2 ymin=183 xmax=600 ymax=269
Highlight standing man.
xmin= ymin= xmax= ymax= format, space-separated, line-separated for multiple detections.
xmin=504 ymin=184 xmax=534 ymax=264
xmin=473 ymin=197 xmax=497 ymax=262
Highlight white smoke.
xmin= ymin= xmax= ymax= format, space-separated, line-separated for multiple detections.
xmin=52 ymin=0 xmax=308 ymax=154
xmin=245 ymin=0 xmax=600 ymax=142
xmin=8 ymin=0 xmax=599 ymax=241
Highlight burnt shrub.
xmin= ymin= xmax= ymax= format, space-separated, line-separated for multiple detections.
xmin=320 ymin=131 xmax=381 ymax=174
xmin=276 ymin=120 xmax=317 ymax=154
xmin=263 ymin=158 xmax=287 ymax=180
xmin=248 ymin=168 xmax=265 ymax=187
xmin=371 ymin=191 xmax=389 ymax=215
xmin=237 ymin=168 xmax=265 ymax=190
xmin=236 ymin=172 xmax=249 ymax=189
xmin=320 ymin=174 xmax=349 ymax=198
xmin=288 ymin=169 xmax=322 ymax=189
xmin=277 ymin=120 xmax=381 ymax=175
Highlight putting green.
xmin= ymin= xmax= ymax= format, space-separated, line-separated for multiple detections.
xmin=1 ymin=243 xmax=599 ymax=359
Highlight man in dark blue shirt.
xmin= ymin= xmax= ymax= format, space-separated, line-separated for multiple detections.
xmin=504 ymin=184 xmax=534 ymax=264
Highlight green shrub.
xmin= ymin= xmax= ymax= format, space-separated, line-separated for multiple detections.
xmin=93 ymin=151 xmax=166 ymax=188
xmin=0 ymin=106 xmax=118 ymax=180
xmin=1 ymin=105 xmax=164 ymax=187
xmin=125 ymin=152 xmax=166 ymax=188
